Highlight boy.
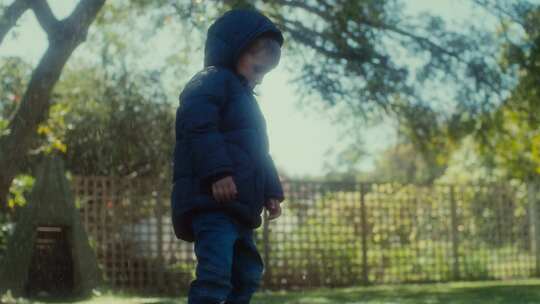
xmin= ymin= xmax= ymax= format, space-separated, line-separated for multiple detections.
xmin=171 ymin=8 xmax=285 ymax=304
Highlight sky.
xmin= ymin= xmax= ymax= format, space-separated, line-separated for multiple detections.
xmin=0 ymin=0 xmax=499 ymax=178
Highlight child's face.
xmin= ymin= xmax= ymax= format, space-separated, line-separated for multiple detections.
xmin=236 ymin=43 xmax=281 ymax=90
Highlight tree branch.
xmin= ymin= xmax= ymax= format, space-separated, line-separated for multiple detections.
xmin=0 ymin=0 xmax=31 ymax=46
xmin=30 ymin=0 xmax=59 ymax=36
xmin=274 ymin=0 xmax=464 ymax=61
xmin=271 ymin=14 xmax=386 ymax=71
xmin=378 ymin=22 xmax=463 ymax=60
xmin=64 ymin=0 xmax=106 ymax=43
xmin=472 ymin=0 xmax=527 ymax=28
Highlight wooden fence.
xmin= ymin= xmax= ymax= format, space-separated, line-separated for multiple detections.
xmin=71 ymin=176 xmax=540 ymax=294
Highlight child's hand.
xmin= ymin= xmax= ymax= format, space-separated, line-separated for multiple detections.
xmin=265 ymin=198 xmax=281 ymax=220
xmin=212 ymin=176 xmax=238 ymax=203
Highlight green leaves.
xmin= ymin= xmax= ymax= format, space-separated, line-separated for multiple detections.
xmin=6 ymin=175 xmax=34 ymax=209
xmin=36 ymin=102 xmax=70 ymax=155
xmin=0 ymin=57 xmax=30 ymax=122
xmin=53 ymin=64 xmax=175 ymax=180
xmin=471 ymin=6 xmax=540 ymax=181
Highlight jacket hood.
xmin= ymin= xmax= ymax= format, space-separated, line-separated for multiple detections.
xmin=204 ymin=9 xmax=284 ymax=69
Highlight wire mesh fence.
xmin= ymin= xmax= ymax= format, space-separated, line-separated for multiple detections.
xmin=71 ymin=176 xmax=540 ymax=294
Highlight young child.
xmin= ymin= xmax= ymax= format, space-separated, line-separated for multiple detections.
xmin=171 ymin=9 xmax=285 ymax=304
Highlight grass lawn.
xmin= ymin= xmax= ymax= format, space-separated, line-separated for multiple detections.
xmin=12 ymin=279 xmax=540 ymax=304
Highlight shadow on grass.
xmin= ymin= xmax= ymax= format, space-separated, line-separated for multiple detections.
xmin=24 ymin=293 xmax=92 ymax=304
xmin=24 ymin=280 xmax=540 ymax=303
xmin=255 ymin=280 xmax=540 ymax=304
xmin=29 ymin=295 xmax=181 ymax=304
xmin=24 ymin=290 xmax=182 ymax=304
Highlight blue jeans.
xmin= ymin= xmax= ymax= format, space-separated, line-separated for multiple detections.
xmin=188 ymin=211 xmax=264 ymax=304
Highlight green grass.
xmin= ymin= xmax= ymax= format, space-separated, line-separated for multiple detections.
xmin=13 ymin=279 xmax=540 ymax=304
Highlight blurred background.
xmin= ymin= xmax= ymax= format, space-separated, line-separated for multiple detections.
xmin=0 ymin=0 xmax=540 ymax=303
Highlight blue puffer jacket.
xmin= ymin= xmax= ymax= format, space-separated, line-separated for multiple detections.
xmin=171 ymin=9 xmax=285 ymax=242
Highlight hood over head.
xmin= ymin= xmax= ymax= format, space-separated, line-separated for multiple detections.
xmin=204 ymin=9 xmax=284 ymax=69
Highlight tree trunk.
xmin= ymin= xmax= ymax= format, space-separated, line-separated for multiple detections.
xmin=0 ymin=0 xmax=106 ymax=211
xmin=0 ymin=0 xmax=31 ymax=45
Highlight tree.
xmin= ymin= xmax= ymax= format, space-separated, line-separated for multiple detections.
xmin=366 ymin=142 xmax=445 ymax=184
xmin=171 ymin=0 xmax=519 ymax=174
xmin=469 ymin=4 xmax=540 ymax=181
xmin=57 ymin=64 xmax=175 ymax=180
xmin=251 ymin=0 xmax=535 ymax=181
xmin=0 ymin=0 xmax=105 ymax=211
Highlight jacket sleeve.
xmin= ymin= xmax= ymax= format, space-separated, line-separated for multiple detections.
xmin=180 ymin=91 xmax=233 ymax=190
xmin=264 ymin=153 xmax=285 ymax=203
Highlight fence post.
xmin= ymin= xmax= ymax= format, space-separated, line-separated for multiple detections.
xmin=360 ymin=183 xmax=369 ymax=285
xmin=528 ymin=181 xmax=540 ymax=276
xmin=262 ymin=211 xmax=271 ymax=286
xmin=155 ymin=191 xmax=165 ymax=290
xmin=449 ymin=185 xmax=460 ymax=280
